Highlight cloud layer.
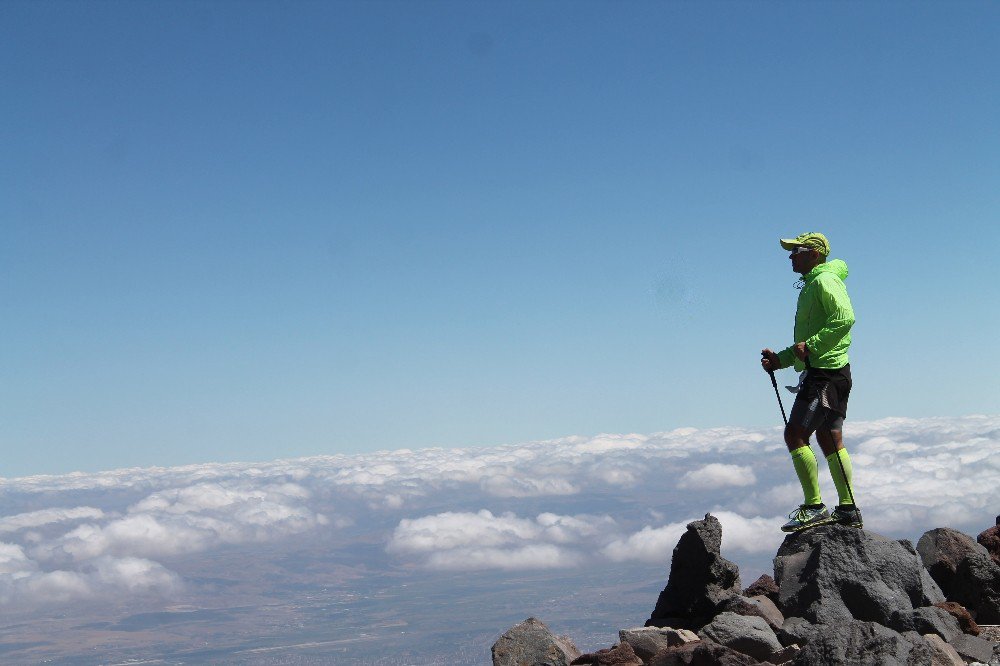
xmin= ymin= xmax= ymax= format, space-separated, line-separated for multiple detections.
xmin=1 ymin=414 xmax=997 ymax=607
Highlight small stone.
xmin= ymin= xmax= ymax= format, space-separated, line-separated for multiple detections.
xmin=648 ymin=641 xmax=758 ymax=666
xmin=948 ymin=633 xmax=996 ymax=664
xmin=921 ymin=634 xmax=964 ymax=666
xmin=570 ymin=641 xmax=642 ymax=666
xmin=716 ymin=594 xmax=784 ymax=632
xmin=935 ymin=601 xmax=980 ymax=636
xmin=743 ymin=574 xmax=780 ymax=606
xmin=697 ymin=611 xmax=783 ymax=662
xmin=618 ymin=627 xmax=697 ymax=661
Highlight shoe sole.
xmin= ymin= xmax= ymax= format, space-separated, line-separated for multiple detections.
xmin=781 ymin=518 xmax=832 ymax=533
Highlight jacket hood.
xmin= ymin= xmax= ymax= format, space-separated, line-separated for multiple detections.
xmin=806 ymin=258 xmax=848 ymax=282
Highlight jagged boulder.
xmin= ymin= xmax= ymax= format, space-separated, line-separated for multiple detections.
xmin=743 ymin=574 xmax=780 ymax=607
xmin=774 ymin=525 xmax=944 ymax=625
xmin=492 ymin=617 xmax=581 ymax=666
xmin=570 ymin=641 xmax=643 ymax=665
xmin=697 ymin=612 xmax=783 ymax=662
xmin=789 ymin=620 xmax=933 ymax=665
xmin=618 ymin=627 xmax=698 ymax=662
xmin=917 ymin=527 xmax=1000 ymax=623
xmin=646 ymin=514 xmax=741 ymax=630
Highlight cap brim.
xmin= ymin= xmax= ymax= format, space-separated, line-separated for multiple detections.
xmin=779 ymin=238 xmax=802 ymax=251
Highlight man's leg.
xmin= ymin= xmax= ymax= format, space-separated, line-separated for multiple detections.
xmin=816 ymin=429 xmax=856 ymax=508
xmin=785 ymin=424 xmax=822 ymax=506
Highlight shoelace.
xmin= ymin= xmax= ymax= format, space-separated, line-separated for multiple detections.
xmin=789 ymin=507 xmax=809 ymax=521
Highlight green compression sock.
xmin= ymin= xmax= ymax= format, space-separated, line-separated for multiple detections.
xmin=790 ymin=446 xmax=822 ymax=506
xmin=826 ymin=448 xmax=855 ymax=506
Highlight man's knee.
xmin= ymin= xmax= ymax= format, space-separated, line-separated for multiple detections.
xmin=815 ymin=429 xmax=844 ymax=456
xmin=784 ymin=424 xmax=810 ymax=451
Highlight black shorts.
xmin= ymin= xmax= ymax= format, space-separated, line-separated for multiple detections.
xmin=788 ymin=364 xmax=852 ymax=432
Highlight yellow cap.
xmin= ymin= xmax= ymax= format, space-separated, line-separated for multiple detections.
xmin=779 ymin=232 xmax=830 ymax=256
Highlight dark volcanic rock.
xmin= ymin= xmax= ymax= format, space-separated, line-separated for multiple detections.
xmin=571 ymin=641 xmax=643 ymax=665
xmin=933 ymin=601 xmax=980 ymax=635
xmin=917 ymin=528 xmax=983 ymax=596
xmin=646 ymin=514 xmax=741 ymax=630
xmin=978 ymin=523 xmax=1000 ymax=567
xmin=773 ymin=524 xmax=944 ymax=626
xmin=697 ymin=611 xmax=782 ymax=662
xmin=492 ymin=617 xmax=581 ymax=666
xmin=918 ymin=527 xmax=1000 ymax=623
xmin=789 ymin=620 xmax=932 ymax=665
xmin=743 ymin=574 xmax=780 ymax=606
xmin=648 ymin=641 xmax=759 ymax=666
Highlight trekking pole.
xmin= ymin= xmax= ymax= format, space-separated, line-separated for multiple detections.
xmin=762 ymin=352 xmax=788 ymax=427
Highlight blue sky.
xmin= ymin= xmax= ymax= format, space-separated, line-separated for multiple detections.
xmin=2 ymin=1 xmax=998 ymax=477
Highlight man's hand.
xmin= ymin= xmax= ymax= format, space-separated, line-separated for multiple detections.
xmin=760 ymin=348 xmax=781 ymax=372
xmin=793 ymin=342 xmax=810 ymax=361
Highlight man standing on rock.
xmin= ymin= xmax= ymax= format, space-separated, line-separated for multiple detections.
xmin=761 ymin=232 xmax=863 ymax=532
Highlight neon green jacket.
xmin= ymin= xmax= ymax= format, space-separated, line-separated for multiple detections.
xmin=777 ymin=259 xmax=855 ymax=372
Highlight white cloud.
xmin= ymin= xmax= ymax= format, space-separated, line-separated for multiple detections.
xmin=480 ymin=474 xmax=579 ymax=498
xmin=602 ymin=522 xmax=689 ymax=563
xmin=679 ymin=464 xmax=757 ymax=490
xmin=712 ymin=511 xmax=786 ymax=555
xmin=387 ymin=510 xmax=616 ymax=570
xmin=0 ymin=555 xmax=181 ymax=606
xmin=426 ymin=545 xmax=578 ymax=571
xmin=1 ymin=414 xmax=997 ymax=608
xmin=0 ymin=507 xmax=106 ymax=534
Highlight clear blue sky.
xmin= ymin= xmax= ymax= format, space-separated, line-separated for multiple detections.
xmin=2 ymin=1 xmax=998 ymax=477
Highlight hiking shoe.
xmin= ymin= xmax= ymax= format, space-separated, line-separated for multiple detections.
xmin=781 ymin=504 xmax=830 ymax=532
xmin=830 ymin=504 xmax=863 ymax=529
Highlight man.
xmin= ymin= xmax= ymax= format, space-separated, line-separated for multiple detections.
xmin=761 ymin=232 xmax=862 ymax=532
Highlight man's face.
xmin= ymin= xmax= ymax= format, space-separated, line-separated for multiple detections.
xmin=789 ymin=246 xmax=818 ymax=274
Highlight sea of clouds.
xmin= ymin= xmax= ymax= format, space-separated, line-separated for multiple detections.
xmin=1 ymin=415 xmax=997 ymax=609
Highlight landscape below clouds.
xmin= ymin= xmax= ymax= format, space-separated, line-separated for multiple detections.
xmin=1 ymin=414 xmax=997 ymax=664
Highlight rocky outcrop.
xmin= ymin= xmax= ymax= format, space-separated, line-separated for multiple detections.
xmin=494 ymin=514 xmax=1000 ymax=666
xmin=774 ymin=524 xmax=944 ymax=625
xmin=645 ymin=514 xmax=741 ymax=630
xmin=492 ymin=617 xmax=581 ymax=666
xmin=918 ymin=527 xmax=1000 ymax=623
